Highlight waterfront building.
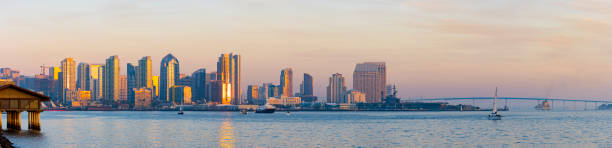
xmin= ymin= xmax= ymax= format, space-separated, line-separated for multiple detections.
xmin=208 ymin=80 xmax=222 ymax=104
xmin=72 ymin=90 xmax=91 ymax=107
xmin=280 ymin=68 xmax=293 ymax=97
xmin=120 ymin=75 xmax=127 ymax=101
xmin=327 ymin=73 xmax=347 ymax=104
xmin=76 ymin=63 xmax=90 ymax=91
xmin=191 ymin=69 xmax=207 ymax=103
xmin=217 ymin=53 xmax=241 ymax=105
xmin=160 ymin=54 xmax=180 ymax=103
xmin=247 ymin=85 xmax=259 ymax=104
xmin=137 ymin=56 xmax=152 ymax=89
xmin=127 ymin=63 xmax=137 ymax=107
xmin=90 ymin=64 xmax=103 ymax=100
xmin=134 ymin=88 xmax=152 ymax=109
xmin=60 ymin=58 xmax=76 ymax=105
xmin=266 ymin=96 xmax=301 ymax=105
xmin=152 ymin=75 xmax=159 ymax=99
xmin=353 ymin=62 xmax=386 ymax=103
xmin=170 ymin=85 xmax=192 ymax=104
xmin=301 ymin=73 xmax=313 ymax=96
xmin=346 ymin=90 xmax=366 ymax=104
xmin=104 ymin=55 xmax=120 ymax=104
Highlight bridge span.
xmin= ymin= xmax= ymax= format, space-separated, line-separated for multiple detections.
xmin=410 ymin=97 xmax=612 ymax=103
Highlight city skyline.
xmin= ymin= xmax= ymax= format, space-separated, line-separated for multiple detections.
xmin=3 ymin=1 xmax=612 ymax=100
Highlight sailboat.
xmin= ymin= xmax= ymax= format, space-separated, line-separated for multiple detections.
xmin=178 ymin=99 xmax=184 ymax=115
xmin=488 ymin=87 xmax=502 ymax=120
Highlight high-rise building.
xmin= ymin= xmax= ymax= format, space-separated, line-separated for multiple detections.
xmin=280 ymin=68 xmax=293 ymax=97
xmin=76 ymin=63 xmax=90 ymax=91
xmin=247 ymin=85 xmax=259 ymax=104
xmin=152 ymin=75 xmax=159 ymax=99
xmin=191 ymin=69 xmax=207 ymax=103
xmin=301 ymin=73 xmax=313 ymax=96
xmin=353 ymin=62 xmax=386 ymax=103
xmin=160 ymin=54 xmax=180 ymax=103
xmin=120 ymin=75 xmax=127 ymax=101
xmin=258 ymin=83 xmax=272 ymax=105
xmin=327 ymin=73 xmax=347 ymax=104
xmin=346 ymin=90 xmax=366 ymax=104
xmin=170 ymin=85 xmax=192 ymax=104
xmin=49 ymin=66 xmax=62 ymax=102
xmin=217 ymin=53 xmax=240 ymax=105
xmin=138 ymin=56 xmax=152 ymax=89
xmin=48 ymin=67 xmax=61 ymax=80
xmin=90 ymin=64 xmax=103 ymax=100
xmin=127 ymin=63 xmax=137 ymax=107
xmin=104 ymin=55 xmax=120 ymax=104
xmin=61 ymin=58 xmax=76 ymax=105
xmin=208 ymin=80 xmax=222 ymax=104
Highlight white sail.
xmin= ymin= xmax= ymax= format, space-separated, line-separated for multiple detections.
xmin=493 ymin=87 xmax=498 ymax=113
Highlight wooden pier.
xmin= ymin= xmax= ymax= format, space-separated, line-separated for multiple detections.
xmin=0 ymin=84 xmax=49 ymax=131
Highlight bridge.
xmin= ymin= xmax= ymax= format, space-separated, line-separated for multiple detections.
xmin=411 ymin=97 xmax=612 ymax=103
xmin=409 ymin=97 xmax=612 ymax=110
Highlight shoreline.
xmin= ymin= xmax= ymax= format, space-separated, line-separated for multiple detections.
xmin=0 ymin=133 xmax=14 ymax=148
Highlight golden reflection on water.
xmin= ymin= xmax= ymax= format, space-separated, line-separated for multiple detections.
xmin=219 ymin=118 xmax=235 ymax=148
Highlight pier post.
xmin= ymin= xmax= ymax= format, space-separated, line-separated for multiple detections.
xmin=28 ymin=111 xmax=41 ymax=130
xmin=7 ymin=111 xmax=21 ymax=130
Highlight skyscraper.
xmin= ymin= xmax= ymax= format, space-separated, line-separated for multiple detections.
xmin=120 ymin=75 xmax=127 ymax=101
xmin=61 ymin=58 xmax=76 ymax=105
xmin=152 ymin=75 xmax=159 ymax=99
xmin=327 ymin=73 xmax=347 ymax=104
xmin=127 ymin=63 xmax=137 ymax=107
xmin=76 ymin=63 xmax=90 ymax=91
xmin=280 ymin=68 xmax=293 ymax=97
xmin=353 ymin=62 xmax=386 ymax=103
xmin=217 ymin=53 xmax=240 ymax=105
xmin=104 ymin=55 xmax=120 ymax=104
xmin=92 ymin=65 xmax=104 ymax=100
xmin=301 ymin=73 xmax=313 ymax=96
xmin=138 ymin=56 xmax=152 ymax=89
xmin=247 ymin=85 xmax=259 ymax=104
xmin=160 ymin=54 xmax=180 ymax=103
xmin=191 ymin=69 xmax=207 ymax=103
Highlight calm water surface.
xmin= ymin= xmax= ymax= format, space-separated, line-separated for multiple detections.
xmin=4 ymin=111 xmax=612 ymax=147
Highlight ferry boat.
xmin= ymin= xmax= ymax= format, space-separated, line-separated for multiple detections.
xmin=255 ymin=104 xmax=276 ymax=113
xmin=535 ymin=100 xmax=551 ymax=111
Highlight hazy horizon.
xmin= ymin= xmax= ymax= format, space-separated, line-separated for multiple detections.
xmin=2 ymin=0 xmax=612 ymax=100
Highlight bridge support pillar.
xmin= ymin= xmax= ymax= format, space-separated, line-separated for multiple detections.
xmin=7 ymin=111 xmax=21 ymax=130
xmin=28 ymin=111 xmax=41 ymax=130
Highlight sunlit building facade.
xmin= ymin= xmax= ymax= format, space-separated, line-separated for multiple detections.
xmin=104 ymin=55 xmax=120 ymax=103
xmin=327 ymin=73 xmax=347 ymax=104
xmin=280 ymin=68 xmax=293 ymax=97
xmin=170 ymin=85 xmax=192 ymax=104
xmin=60 ymin=57 xmax=76 ymax=105
xmin=346 ymin=90 xmax=366 ymax=104
xmin=138 ymin=56 xmax=153 ymax=89
xmin=134 ymin=88 xmax=152 ymax=109
xmin=353 ymin=62 xmax=386 ymax=103
xmin=217 ymin=53 xmax=240 ymax=105
xmin=160 ymin=54 xmax=180 ymax=103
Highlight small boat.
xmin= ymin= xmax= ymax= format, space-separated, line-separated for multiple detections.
xmin=255 ymin=104 xmax=276 ymax=113
xmin=488 ymin=87 xmax=502 ymax=120
xmin=240 ymin=109 xmax=248 ymax=115
xmin=286 ymin=111 xmax=290 ymax=116
xmin=535 ymin=100 xmax=551 ymax=111
xmin=178 ymin=99 xmax=184 ymax=115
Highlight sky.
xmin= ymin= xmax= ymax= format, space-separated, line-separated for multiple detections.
xmin=2 ymin=0 xmax=612 ymax=100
